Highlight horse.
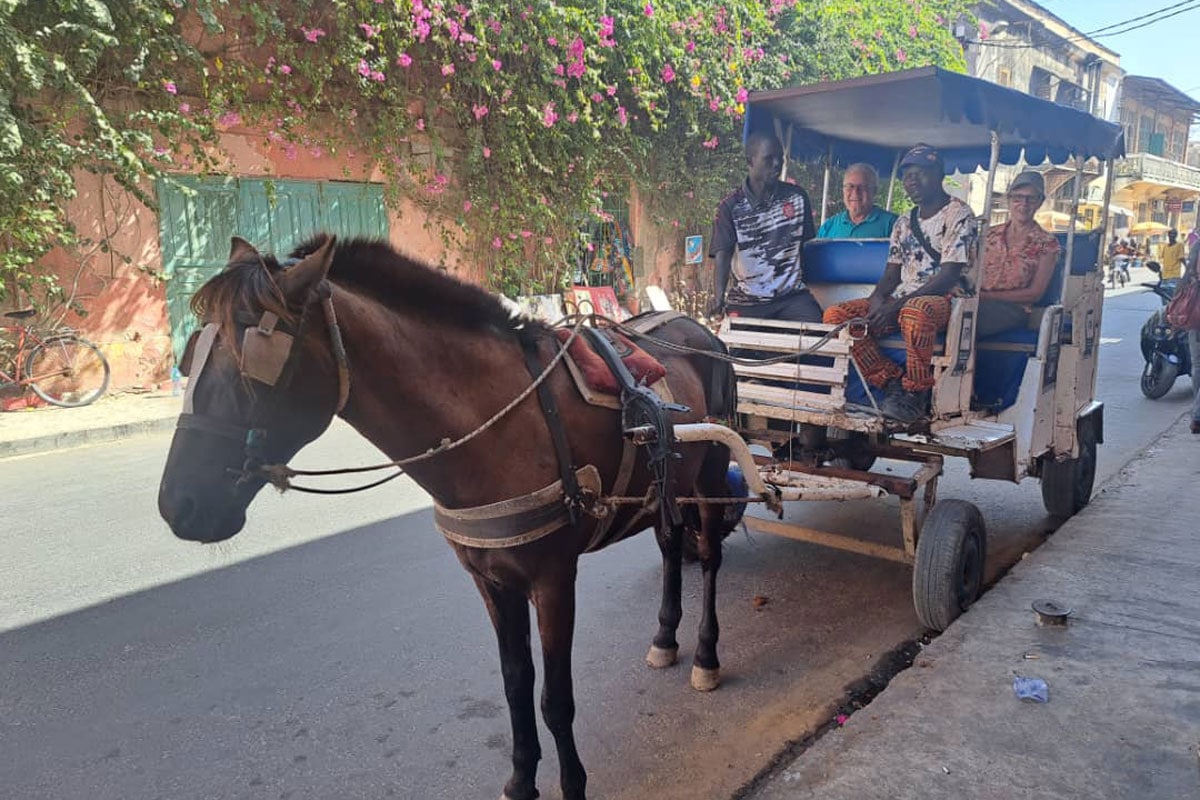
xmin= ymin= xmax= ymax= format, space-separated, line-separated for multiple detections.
xmin=157 ymin=233 xmax=737 ymax=800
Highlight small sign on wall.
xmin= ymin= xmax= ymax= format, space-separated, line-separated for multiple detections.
xmin=684 ymin=235 xmax=703 ymax=265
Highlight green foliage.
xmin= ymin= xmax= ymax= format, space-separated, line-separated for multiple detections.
xmin=3 ymin=0 xmax=972 ymax=304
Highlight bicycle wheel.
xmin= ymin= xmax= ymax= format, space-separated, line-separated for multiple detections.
xmin=25 ymin=335 xmax=110 ymax=407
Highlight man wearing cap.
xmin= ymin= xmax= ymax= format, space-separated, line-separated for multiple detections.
xmin=977 ymin=170 xmax=1060 ymax=337
xmin=824 ymin=143 xmax=977 ymax=422
xmin=816 ymin=163 xmax=898 ymax=239
xmin=708 ymin=131 xmax=823 ymax=322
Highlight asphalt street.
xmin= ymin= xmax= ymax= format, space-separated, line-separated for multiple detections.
xmin=0 ymin=286 xmax=1192 ymax=800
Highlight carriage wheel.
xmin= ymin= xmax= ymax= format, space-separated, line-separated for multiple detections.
xmin=912 ymin=499 xmax=987 ymax=632
xmin=1040 ymin=418 xmax=1098 ymax=520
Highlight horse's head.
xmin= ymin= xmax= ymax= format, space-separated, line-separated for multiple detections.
xmin=158 ymin=235 xmax=346 ymax=543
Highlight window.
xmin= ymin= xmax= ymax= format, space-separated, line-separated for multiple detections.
xmin=996 ymin=68 xmax=1012 ymax=88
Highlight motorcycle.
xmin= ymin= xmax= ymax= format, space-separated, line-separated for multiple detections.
xmin=1139 ymin=262 xmax=1192 ymax=399
xmin=1108 ymin=253 xmax=1131 ymax=289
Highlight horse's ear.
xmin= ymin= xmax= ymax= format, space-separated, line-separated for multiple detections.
xmin=229 ymin=236 xmax=260 ymax=264
xmin=279 ymin=235 xmax=337 ymax=302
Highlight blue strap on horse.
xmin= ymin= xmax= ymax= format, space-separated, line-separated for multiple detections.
xmin=580 ymin=326 xmax=691 ymax=530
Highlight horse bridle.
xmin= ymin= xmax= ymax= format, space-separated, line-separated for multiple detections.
xmin=176 ymin=278 xmax=350 ymax=488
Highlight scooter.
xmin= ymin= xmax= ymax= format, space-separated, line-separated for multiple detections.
xmin=1139 ymin=262 xmax=1192 ymax=399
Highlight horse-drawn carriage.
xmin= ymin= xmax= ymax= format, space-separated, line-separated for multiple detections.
xmin=157 ymin=68 xmax=1124 ymax=800
xmin=702 ymin=66 xmax=1124 ymax=631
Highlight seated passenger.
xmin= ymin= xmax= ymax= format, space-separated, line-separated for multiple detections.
xmin=824 ymin=144 xmax=977 ymax=423
xmin=816 ymin=163 xmax=898 ymax=239
xmin=977 ymin=171 xmax=1060 ymax=337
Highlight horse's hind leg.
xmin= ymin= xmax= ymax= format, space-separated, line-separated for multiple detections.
xmin=472 ymin=576 xmax=542 ymax=800
xmin=646 ymin=516 xmax=683 ymax=669
xmin=691 ymin=444 xmax=729 ymax=692
xmin=531 ymin=568 xmax=587 ymax=800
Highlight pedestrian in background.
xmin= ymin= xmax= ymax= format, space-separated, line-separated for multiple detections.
xmin=1159 ymin=229 xmax=1185 ymax=280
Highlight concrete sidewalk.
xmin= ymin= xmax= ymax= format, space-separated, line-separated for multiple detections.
xmin=747 ymin=415 xmax=1200 ymax=800
xmin=0 ymin=391 xmax=181 ymax=460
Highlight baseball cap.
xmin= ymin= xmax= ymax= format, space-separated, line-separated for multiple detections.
xmin=1008 ymin=170 xmax=1045 ymax=195
xmin=899 ymin=143 xmax=944 ymax=172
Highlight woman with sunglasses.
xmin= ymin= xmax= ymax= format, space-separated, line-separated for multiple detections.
xmin=977 ymin=170 xmax=1061 ymax=337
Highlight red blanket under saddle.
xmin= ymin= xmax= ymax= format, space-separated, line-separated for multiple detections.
xmin=554 ymin=328 xmax=667 ymax=396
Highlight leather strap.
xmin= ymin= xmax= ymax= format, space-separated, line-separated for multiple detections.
xmin=521 ymin=336 xmax=582 ymax=524
xmin=910 ymin=206 xmax=942 ymax=267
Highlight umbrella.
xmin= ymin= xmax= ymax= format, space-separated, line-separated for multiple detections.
xmin=1129 ymin=221 xmax=1170 ymax=235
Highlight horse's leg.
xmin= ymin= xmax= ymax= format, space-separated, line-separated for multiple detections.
xmin=472 ymin=575 xmax=542 ymax=800
xmin=645 ymin=515 xmax=684 ymax=669
xmin=691 ymin=445 xmax=729 ymax=692
xmin=531 ymin=568 xmax=587 ymax=800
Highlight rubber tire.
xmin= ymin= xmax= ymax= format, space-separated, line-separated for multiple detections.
xmin=826 ymin=427 xmax=877 ymax=472
xmin=1139 ymin=354 xmax=1178 ymax=400
xmin=1040 ymin=418 xmax=1098 ymax=521
xmin=912 ymin=499 xmax=987 ymax=632
xmin=25 ymin=335 xmax=110 ymax=407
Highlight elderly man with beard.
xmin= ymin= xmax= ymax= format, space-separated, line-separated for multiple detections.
xmin=817 ymin=163 xmax=898 ymax=240
xmin=823 ymin=144 xmax=978 ymax=423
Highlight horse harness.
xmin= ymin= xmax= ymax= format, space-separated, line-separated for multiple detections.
xmin=177 ymin=275 xmax=352 ymax=488
xmin=434 ymin=314 xmax=693 ymax=550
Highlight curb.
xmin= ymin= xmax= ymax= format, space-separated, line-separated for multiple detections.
xmin=0 ymin=415 xmax=178 ymax=461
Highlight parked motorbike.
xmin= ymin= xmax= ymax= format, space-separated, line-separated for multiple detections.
xmin=1139 ymin=262 xmax=1192 ymax=399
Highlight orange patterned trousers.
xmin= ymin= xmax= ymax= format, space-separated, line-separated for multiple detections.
xmin=823 ymin=296 xmax=951 ymax=391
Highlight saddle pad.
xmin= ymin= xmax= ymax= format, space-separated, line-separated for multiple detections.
xmin=554 ymin=328 xmax=666 ymax=396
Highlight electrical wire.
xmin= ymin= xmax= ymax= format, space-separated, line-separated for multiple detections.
xmin=966 ymin=0 xmax=1200 ymax=49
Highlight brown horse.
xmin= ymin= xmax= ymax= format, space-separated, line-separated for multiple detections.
xmin=157 ymin=234 xmax=736 ymax=800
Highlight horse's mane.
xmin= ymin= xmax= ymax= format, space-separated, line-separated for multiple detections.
xmin=190 ymin=233 xmax=547 ymax=347
xmin=292 ymin=234 xmax=545 ymax=336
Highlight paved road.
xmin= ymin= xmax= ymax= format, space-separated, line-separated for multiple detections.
xmin=0 ymin=288 xmax=1191 ymax=800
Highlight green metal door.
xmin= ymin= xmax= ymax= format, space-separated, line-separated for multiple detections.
xmin=158 ymin=178 xmax=389 ymax=358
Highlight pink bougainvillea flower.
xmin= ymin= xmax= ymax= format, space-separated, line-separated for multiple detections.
xmin=554 ymin=63 xmax=565 ymax=76
xmin=598 ymin=15 xmax=616 ymax=47
xmin=164 ymin=81 xmax=177 ymax=94
xmin=590 ymin=92 xmax=603 ymax=103
xmin=359 ymin=23 xmax=380 ymax=37
xmin=508 ymin=233 xmax=519 ymax=240
xmin=279 ymin=64 xmax=292 ymax=75
xmin=568 ymin=37 xmax=585 ymax=59
xmin=178 ymin=102 xmax=190 ymax=114
xmin=541 ymin=102 xmax=558 ymax=127
xmin=416 ymin=118 xmax=425 ymax=131
xmin=660 ymin=64 xmax=675 ymax=83
xmin=217 ymin=111 xmax=242 ymax=128
xmin=482 ymin=146 xmax=491 ymax=158
xmin=472 ymin=103 xmax=489 ymax=120
xmin=397 ymin=53 xmax=413 ymax=67
xmin=567 ymin=111 xmax=579 ymax=123
xmin=735 ymin=87 xmax=748 ymax=103
xmin=685 ymin=40 xmax=696 ymax=53
xmin=709 ymin=97 xmax=719 ymax=111
xmin=644 ymin=3 xmax=654 ymax=17
xmin=463 ymin=200 xmax=473 ymax=212
xmin=487 ymin=18 xmax=501 ymax=34
xmin=301 ymin=27 xmax=326 ymax=43
xmin=492 ymin=237 xmax=503 ymax=248
xmin=616 ymin=105 xmax=628 ymax=126
xmin=441 ymin=63 xmax=455 ymax=76
xmin=908 ymin=24 xmax=918 ymax=38
xmin=547 ymin=36 xmax=558 ymax=46
xmin=371 ymin=70 xmax=386 ymax=82
xmin=492 ymin=59 xmax=503 ymax=71
xmin=836 ymin=714 xmax=849 ymax=726
xmin=520 ymin=230 xmax=533 ymax=238
xmin=896 ymin=47 xmax=907 ymax=63
xmin=978 ymin=22 xmax=990 ymax=40
xmin=543 ymin=236 xmax=554 ymax=245
xmin=702 ymin=136 xmax=719 ymax=149
xmin=606 ymin=84 xmax=617 ymax=96
xmin=415 ymin=20 xmax=431 ymax=40
xmin=567 ymin=59 xmax=585 ymax=79
xmin=358 ymin=60 xmax=371 ymax=77
xmin=447 ymin=20 xmax=461 ymax=40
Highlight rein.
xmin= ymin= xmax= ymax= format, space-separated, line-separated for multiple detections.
xmin=248 ymin=315 xmax=590 ymax=494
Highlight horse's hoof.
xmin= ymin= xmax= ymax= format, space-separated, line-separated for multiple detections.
xmin=690 ymin=665 xmax=720 ymax=691
xmin=645 ymin=645 xmax=679 ymax=669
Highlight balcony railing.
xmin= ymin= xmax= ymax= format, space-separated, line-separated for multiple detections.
xmin=1114 ymin=152 xmax=1200 ymax=192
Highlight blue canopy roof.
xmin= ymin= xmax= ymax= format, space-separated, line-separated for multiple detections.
xmin=744 ymin=67 xmax=1125 ymax=174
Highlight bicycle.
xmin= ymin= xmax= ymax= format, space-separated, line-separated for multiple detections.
xmin=0 ymin=309 xmax=110 ymax=408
